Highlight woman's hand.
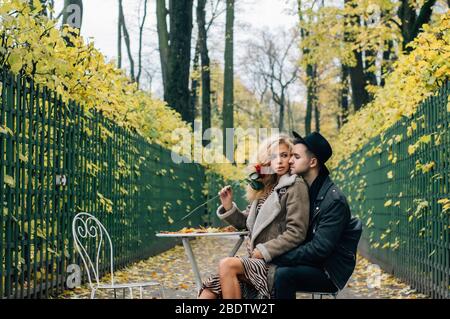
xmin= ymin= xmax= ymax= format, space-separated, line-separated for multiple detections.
xmin=219 ymin=185 xmax=233 ymax=211
xmin=252 ymin=248 xmax=263 ymax=259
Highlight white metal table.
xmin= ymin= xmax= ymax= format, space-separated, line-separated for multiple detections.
xmin=156 ymin=231 xmax=249 ymax=292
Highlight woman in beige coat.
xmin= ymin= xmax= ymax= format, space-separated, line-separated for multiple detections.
xmin=198 ymin=134 xmax=310 ymax=299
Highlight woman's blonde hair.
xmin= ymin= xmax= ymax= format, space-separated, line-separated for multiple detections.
xmin=245 ymin=134 xmax=293 ymax=202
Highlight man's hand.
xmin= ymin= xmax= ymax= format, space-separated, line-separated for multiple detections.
xmin=252 ymin=248 xmax=263 ymax=259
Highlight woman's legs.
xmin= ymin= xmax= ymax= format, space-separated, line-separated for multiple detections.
xmin=219 ymin=257 xmax=246 ymax=299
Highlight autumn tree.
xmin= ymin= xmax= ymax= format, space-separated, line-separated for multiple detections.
xmin=29 ymin=0 xmax=50 ymax=16
xmin=222 ymin=0 xmax=235 ymax=158
xmin=343 ymin=0 xmax=370 ymax=112
xmin=190 ymin=0 xmax=224 ymax=127
xmin=118 ymin=0 xmax=135 ymax=81
xmin=242 ymin=28 xmax=300 ymax=132
xmin=209 ymin=62 xmax=274 ymax=138
xmin=136 ymin=0 xmax=148 ymax=87
xmin=398 ymin=0 xmax=437 ymax=50
xmin=157 ymin=0 xmax=195 ymax=127
xmin=297 ymin=0 xmax=446 ymax=123
xmin=117 ymin=0 xmax=122 ymax=69
xmin=297 ymin=0 xmax=318 ymax=134
xmin=197 ymin=0 xmax=214 ymax=146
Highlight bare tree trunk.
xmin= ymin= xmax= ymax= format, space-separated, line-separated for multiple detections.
xmin=380 ymin=40 xmax=394 ymax=87
xmin=362 ymin=19 xmax=378 ymax=90
xmin=364 ymin=48 xmax=378 ymax=89
xmin=117 ymin=0 xmax=122 ymax=69
xmin=197 ymin=0 xmax=212 ymax=147
xmin=379 ymin=9 xmax=395 ymax=87
xmin=344 ymin=0 xmax=369 ymax=111
xmin=223 ymin=0 xmax=234 ymax=158
xmin=398 ymin=0 xmax=416 ymax=50
xmin=156 ymin=0 xmax=194 ymax=126
xmin=156 ymin=0 xmax=169 ymax=95
xmin=167 ymin=0 xmax=194 ymax=126
xmin=409 ymin=0 xmax=437 ymax=45
xmin=278 ymin=91 xmax=286 ymax=132
xmin=314 ymin=103 xmax=320 ymax=133
xmin=136 ymin=0 xmax=149 ymax=88
xmin=144 ymin=68 xmax=155 ymax=92
xmin=305 ymin=64 xmax=315 ymax=135
xmin=190 ymin=40 xmax=200 ymax=119
xmin=339 ymin=64 xmax=349 ymax=128
xmin=119 ymin=0 xmax=135 ymax=81
xmin=348 ymin=50 xmax=369 ymax=112
xmin=398 ymin=0 xmax=436 ymax=51
xmin=48 ymin=0 xmax=54 ymax=18
xmin=287 ymin=99 xmax=294 ymax=133
xmin=298 ymin=0 xmax=317 ymax=135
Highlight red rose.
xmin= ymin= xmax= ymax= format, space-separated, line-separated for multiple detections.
xmin=255 ymin=164 xmax=261 ymax=174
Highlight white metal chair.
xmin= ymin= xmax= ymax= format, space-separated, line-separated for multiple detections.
xmin=72 ymin=212 xmax=165 ymax=299
xmin=296 ymin=218 xmax=363 ymax=300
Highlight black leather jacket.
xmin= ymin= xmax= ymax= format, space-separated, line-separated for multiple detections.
xmin=273 ymin=176 xmax=362 ymax=290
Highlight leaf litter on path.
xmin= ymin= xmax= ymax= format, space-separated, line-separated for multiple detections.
xmin=58 ymin=237 xmax=429 ymax=299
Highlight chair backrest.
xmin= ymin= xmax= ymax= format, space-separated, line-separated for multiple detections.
xmin=72 ymin=212 xmax=114 ymax=288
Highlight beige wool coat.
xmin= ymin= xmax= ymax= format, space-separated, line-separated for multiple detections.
xmin=216 ymin=173 xmax=310 ymax=292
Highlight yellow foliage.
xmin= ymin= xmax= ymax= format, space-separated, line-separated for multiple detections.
xmin=0 ymin=0 xmax=191 ymax=148
xmin=299 ymin=0 xmax=402 ymax=70
xmin=0 ymin=0 xmax=246 ymax=181
xmin=387 ymin=171 xmax=393 ymax=179
xmin=330 ymin=12 xmax=450 ymax=168
xmin=437 ymin=198 xmax=450 ymax=213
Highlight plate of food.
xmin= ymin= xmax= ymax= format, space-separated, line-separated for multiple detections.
xmin=156 ymin=225 xmax=249 ymax=237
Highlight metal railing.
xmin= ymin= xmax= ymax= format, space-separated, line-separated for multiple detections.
xmin=0 ymin=69 xmax=245 ymax=298
xmin=334 ymin=81 xmax=450 ymax=299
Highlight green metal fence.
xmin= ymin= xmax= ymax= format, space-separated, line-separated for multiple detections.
xmin=0 ymin=69 xmax=246 ymax=298
xmin=334 ymin=81 xmax=450 ymax=299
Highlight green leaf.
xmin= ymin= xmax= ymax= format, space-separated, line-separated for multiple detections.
xmin=9 ymin=51 xmax=23 ymax=74
xmin=418 ymin=134 xmax=431 ymax=144
xmin=19 ymin=153 xmax=28 ymax=163
xmin=0 ymin=125 xmax=13 ymax=136
xmin=36 ymin=227 xmax=46 ymax=239
xmin=4 ymin=175 xmax=15 ymax=187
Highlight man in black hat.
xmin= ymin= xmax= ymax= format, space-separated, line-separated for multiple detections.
xmin=272 ymin=131 xmax=362 ymax=299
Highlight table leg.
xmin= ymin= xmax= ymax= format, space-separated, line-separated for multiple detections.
xmin=182 ymin=237 xmax=203 ymax=292
xmin=229 ymin=235 xmax=246 ymax=257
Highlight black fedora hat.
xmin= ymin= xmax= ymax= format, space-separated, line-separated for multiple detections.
xmin=292 ymin=131 xmax=333 ymax=165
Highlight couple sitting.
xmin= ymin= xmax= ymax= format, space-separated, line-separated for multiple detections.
xmin=198 ymin=131 xmax=361 ymax=299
